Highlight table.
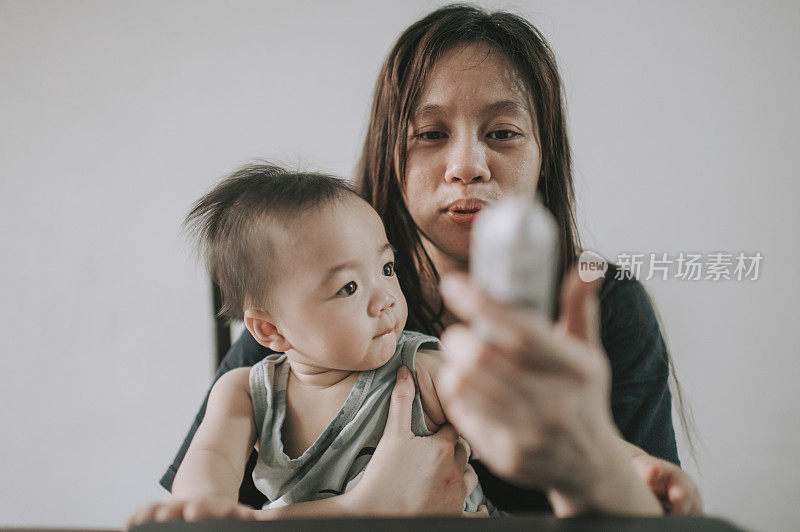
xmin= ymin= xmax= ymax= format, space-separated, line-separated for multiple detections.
xmin=120 ymin=515 xmax=748 ymax=531
xmin=0 ymin=515 xmax=748 ymax=532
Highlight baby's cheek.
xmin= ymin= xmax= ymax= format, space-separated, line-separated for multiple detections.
xmin=394 ymin=288 xmax=409 ymax=329
xmin=339 ymin=323 xmax=369 ymax=355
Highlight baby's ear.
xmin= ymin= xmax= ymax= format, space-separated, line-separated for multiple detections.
xmin=244 ymin=308 xmax=292 ymax=352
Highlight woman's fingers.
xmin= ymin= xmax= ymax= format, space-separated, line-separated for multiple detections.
xmin=632 ymin=455 xmax=667 ymax=492
xmin=463 ymin=463 xmax=479 ymax=495
xmin=439 ymin=273 xmax=591 ymax=376
xmin=440 ymin=322 xmax=584 ymax=434
xmin=439 ymin=392 xmax=494 ymax=462
xmin=667 ymin=470 xmax=703 ymax=515
xmin=462 ymin=503 xmax=490 ymax=517
xmin=432 ymin=422 xmax=459 ymax=447
xmin=440 ymin=273 xmax=549 ymax=356
xmin=667 ymin=483 xmax=688 ymax=515
xmin=441 ymin=389 xmax=538 ymax=485
xmin=457 ymin=436 xmax=471 ymax=460
xmin=689 ymin=487 xmax=704 ymax=515
xmin=453 ymin=433 xmax=469 ymax=470
xmin=439 ymin=326 xmax=525 ymax=410
xmin=385 ymin=366 xmax=415 ymax=438
xmin=631 ymin=454 xmax=704 ymax=516
xmin=557 ymin=267 xmax=603 ymax=349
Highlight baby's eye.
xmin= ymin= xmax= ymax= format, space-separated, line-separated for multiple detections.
xmin=487 ymin=130 xmax=520 ymax=140
xmin=416 ymin=131 xmax=447 ymax=141
xmin=336 ymin=281 xmax=358 ymax=297
xmin=382 ymin=261 xmax=395 ymax=276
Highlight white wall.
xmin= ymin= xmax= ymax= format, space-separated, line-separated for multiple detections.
xmin=1 ymin=1 xmax=797 ymax=530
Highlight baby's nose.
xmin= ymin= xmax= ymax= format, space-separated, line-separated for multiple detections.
xmin=370 ymin=291 xmax=396 ymax=316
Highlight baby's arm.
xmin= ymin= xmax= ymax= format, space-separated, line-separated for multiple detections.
xmin=126 ymin=368 xmax=257 ymax=528
xmin=171 ymin=367 xmax=256 ymax=501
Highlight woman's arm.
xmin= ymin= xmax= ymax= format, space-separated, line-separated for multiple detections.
xmin=436 ymin=267 xmax=664 ymax=517
xmin=600 ymin=272 xmax=679 ymax=464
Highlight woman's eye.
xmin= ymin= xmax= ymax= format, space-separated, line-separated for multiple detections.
xmin=416 ymin=131 xmax=447 ymax=141
xmin=487 ymin=130 xmax=520 ymax=140
xmin=336 ymin=281 xmax=358 ymax=296
xmin=382 ymin=261 xmax=395 ymax=276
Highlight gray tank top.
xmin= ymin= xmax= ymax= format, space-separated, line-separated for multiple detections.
xmin=248 ymin=330 xmax=492 ymax=513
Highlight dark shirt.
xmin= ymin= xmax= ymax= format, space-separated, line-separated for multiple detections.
xmin=159 ymin=264 xmax=678 ymax=513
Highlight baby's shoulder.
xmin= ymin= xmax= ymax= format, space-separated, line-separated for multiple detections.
xmin=204 ymin=367 xmax=254 ymax=423
xmin=211 ymin=367 xmax=252 ymax=399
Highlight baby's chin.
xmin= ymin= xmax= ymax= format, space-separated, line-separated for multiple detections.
xmin=353 ymin=337 xmax=400 ymax=371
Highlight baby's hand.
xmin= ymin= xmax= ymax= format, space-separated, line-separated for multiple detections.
xmin=631 ymin=454 xmax=703 ymax=515
xmin=125 ymin=498 xmax=257 ymax=530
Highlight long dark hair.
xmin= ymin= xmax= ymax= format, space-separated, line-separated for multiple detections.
xmin=356 ymin=3 xmax=580 ymax=335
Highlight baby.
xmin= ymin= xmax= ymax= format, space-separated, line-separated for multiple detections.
xmin=136 ymin=163 xmax=494 ymax=523
xmin=129 ymin=163 xmax=701 ymax=527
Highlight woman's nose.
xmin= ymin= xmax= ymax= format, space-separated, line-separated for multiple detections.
xmin=444 ymin=135 xmax=491 ymax=184
xmin=368 ymin=290 xmax=396 ymax=317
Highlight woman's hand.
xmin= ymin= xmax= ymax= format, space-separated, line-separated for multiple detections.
xmin=125 ymin=498 xmax=256 ymax=530
xmin=631 ymin=453 xmax=704 ymax=515
xmin=349 ymin=366 xmax=481 ymax=516
xmin=437 ymin=266 xmax=662 ymax=516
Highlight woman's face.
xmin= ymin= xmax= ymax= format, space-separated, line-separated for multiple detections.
xmin=404 ymin=42 xmax=542 ymax=266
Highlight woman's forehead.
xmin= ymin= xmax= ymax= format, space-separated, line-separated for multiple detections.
xmin=414 ymin=43 xmax=530 ymax=115
xmin=412 ymin=99 xmax=531 ymax=122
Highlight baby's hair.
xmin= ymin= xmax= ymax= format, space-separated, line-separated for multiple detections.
xmin=184 ymin=162 xmax=358 ymax=321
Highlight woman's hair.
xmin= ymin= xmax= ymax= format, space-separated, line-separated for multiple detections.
xmin=184 ymin=163 xmax=356 ymax=321
xmin=355 ymin=3 xmax=580 ymax=335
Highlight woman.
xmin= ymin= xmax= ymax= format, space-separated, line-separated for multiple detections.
xmin=161 ymin=4 xmax=686 ymax=516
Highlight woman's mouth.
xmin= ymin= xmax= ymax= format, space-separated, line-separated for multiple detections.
xmin=447 ymin=209 xmax=481 ymax=226
xmin=444 ymin=198 xmax=486 ymax=226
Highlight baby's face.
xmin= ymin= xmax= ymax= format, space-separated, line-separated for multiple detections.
xmin=267 ymin=196 xmax=408 ymax=371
